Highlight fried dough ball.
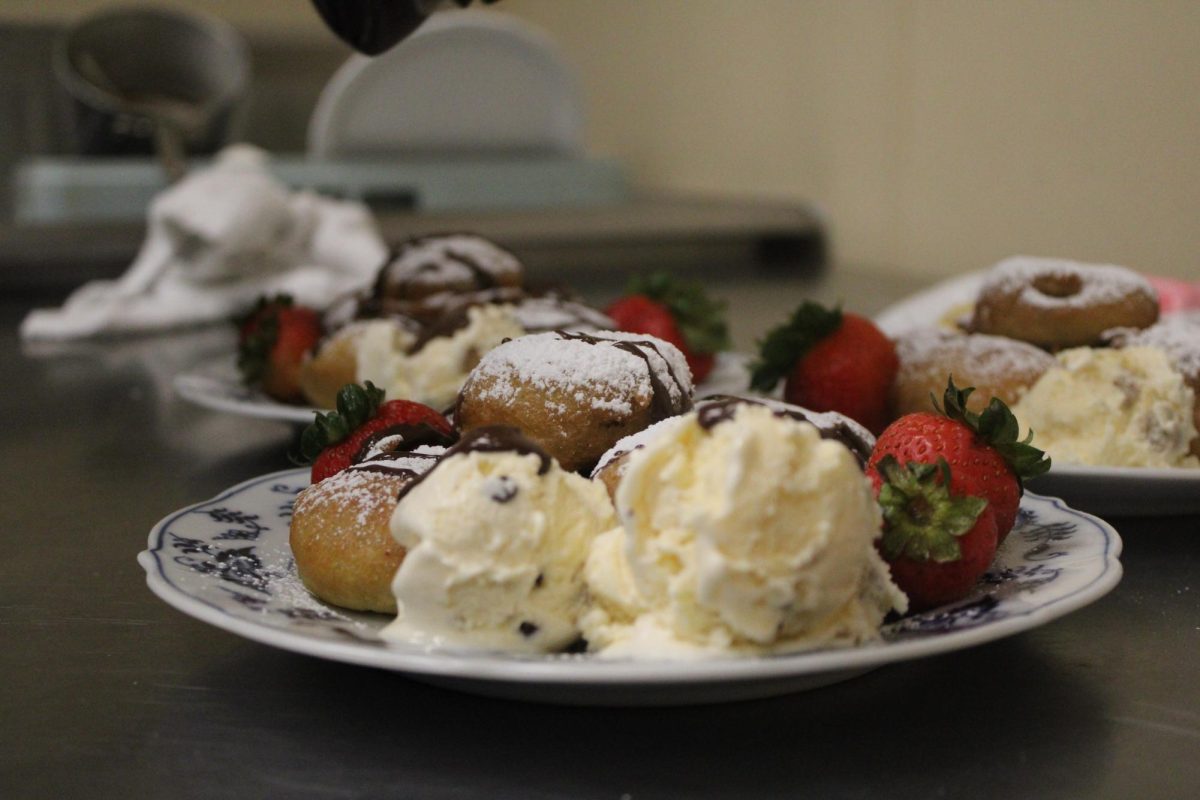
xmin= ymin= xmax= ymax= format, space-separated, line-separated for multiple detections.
xmin=892 ymin=328 xmax=1056 ymax=417
xmin=968 ymin=256 xmax=1159 ymax=349
xmin=455 ymin=331 xmax=693 ymax=472
xmin=289 ymin=443 xmax=443 ymax=612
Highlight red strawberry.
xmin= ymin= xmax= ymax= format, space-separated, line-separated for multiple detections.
xmin=605 ymin=273 xmax=730 ymax=383
xmin=868 ymin=379 xmax=1051 ymax=541
xmin=749 ymin=302 xmax=898 ymax=434
xmin=236 ymin=295 xmax=322 ymax=404
xmin=299 ymin=382 xmax=455 ymax=483
xmin=871 ymin=456 xmax=999 ymax=611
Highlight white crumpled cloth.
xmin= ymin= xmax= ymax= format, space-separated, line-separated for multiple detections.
xmin=20 ymin=145 xmax=387 ymax=341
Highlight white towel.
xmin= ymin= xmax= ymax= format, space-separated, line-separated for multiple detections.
xmin=20 ymin=145 xmax=387 ymax=341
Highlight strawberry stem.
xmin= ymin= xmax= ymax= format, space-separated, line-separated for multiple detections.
xmin=876 ymin=455 xmax=989 ymax=563
xmin=234 ymin=294 xmax=297 ymax=386
xmin=298 ymin=382 xmax=384 ymax=461
xmin=933 ymin=378 xmax=1052 ymax=480
xmin=748 ymin=301 xmax=842 ymax=392
xmin=627 ymin=272 xmax=731 ymax=355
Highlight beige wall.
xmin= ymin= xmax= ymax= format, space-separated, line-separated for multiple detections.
xmin=9 ymin=1 xmax=1199 ymax=280
xmin=502 ymin=0 xmax=1200 ymax=280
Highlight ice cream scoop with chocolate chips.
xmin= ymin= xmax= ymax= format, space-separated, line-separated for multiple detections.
xmin=381 ymin=427 xmax=617 ymax=653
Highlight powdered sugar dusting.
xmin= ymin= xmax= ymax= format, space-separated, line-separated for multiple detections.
xmin=293 ymin=470 xmax=400 ymax=531
xmin=356 ymin=440 xmax=446 ymax=464
xmin=512 ymin=296 xmax=615 ymax=333
xmin=896 ymin=327 xmax=1056 ymax=384
xmin=1104 ymin=313 xmax=1200 ymax=383
xmin=384 ymin=234 xmax=521 ymax=289
xmin=467 ymin=331 xmax=694 ymax=417
xmin=982 ymin=256 xmax=1157 ymax=310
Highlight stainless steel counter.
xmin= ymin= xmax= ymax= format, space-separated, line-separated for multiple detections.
xmin=3 ymin=268 xmax=1198 ymax=799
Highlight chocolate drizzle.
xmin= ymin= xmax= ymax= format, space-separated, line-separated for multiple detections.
xmin=351 ymin=423 xmax=458 ymax=464
xmin=346 ymin=423 xmax=456 ymax=483
xmin=696 ymin=395 xmax=875 ymax=468
xmin=448 ymin=426 xmax=553 ymax=475
xmin=395 ymin=426 xmax=555 ymax=504
xmin=554 ymin=330 xmax=693 ymax=422
xmin=350 ymin=454 xmax=441 ymax=483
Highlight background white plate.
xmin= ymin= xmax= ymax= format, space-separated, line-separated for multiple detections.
xmin=139 ymin=468 xmax=1122 ymax=706
xmin=875 ymin=272 xmax=1200 ymax=516
xmin=308 ymin=11 xmax=583 ymax=158
xmin=173 ymin=351 xmax=756 ymax=425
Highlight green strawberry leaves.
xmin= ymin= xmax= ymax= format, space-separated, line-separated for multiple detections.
xmin=299 ymin=382 xmax=385 ymax=462
xmin=876 ymin=455 xmax=989 ymax=563
xmin=748 ymin=301 xmax=842 ymax=392
xmin=934 ymin=378 xmax=1052 ymax=480
xmin=628 ymin=272 xmax=731 ymax=355
xmin=235 ymin=294 xmax=298 ymax=386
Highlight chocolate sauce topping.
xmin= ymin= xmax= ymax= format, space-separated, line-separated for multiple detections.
xmin=554 ymin=330 xmax=693 ymax=422
xmin=445 ymin=248 xmax=501 ymax=290
xmin=372 ymin=234 xmax=520 ymax=305
xmin=351 ymin=423 xmax=458 ymax=465
xmin=350 ymin=460 xmax=434 ymax=482
xmin=395 ymin=425 xmax=554 ymax=504
xmin=696 ymin=395 xmax=874 ymax=468
xmin=447 ymin=426 xmax=553 ymax=475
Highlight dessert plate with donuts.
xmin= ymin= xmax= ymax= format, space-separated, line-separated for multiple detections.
xmin=140 ymin=467 xmax=1120 ymax=706
xmin=145 ymin=315 xmax=1123 ymax=705
xmin=876 ymin=257 xmax=1200 ymax=516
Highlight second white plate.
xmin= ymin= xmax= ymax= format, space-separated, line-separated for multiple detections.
xmin=875 ymin=272 xmax=1200 ymax=516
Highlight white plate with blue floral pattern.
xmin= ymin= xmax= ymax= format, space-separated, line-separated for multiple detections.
xmin=875 ymin=272 xmax=1200 ymax=517
xmin=138 ymin=468 xmax=1122 ymax=705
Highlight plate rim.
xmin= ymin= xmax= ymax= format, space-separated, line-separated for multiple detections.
xmin=139 ymin=467 xmax=1123 ymax=686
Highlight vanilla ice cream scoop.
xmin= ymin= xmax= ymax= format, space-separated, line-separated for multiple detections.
xmin=582 ymin=403 xmax=905 ymax=658
xmin=357 ymin=304 xmax=525 ymax=411
xmin=1012 ymin=346 xmax=1199 ymax=468
xmin=382 ymin=427 xmax=617 ymax=653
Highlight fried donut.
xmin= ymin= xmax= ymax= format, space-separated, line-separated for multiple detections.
xmin=968 ymin=256 xmax=1159 ymax=349
xmin=892 ymin=328 xmax=1056 ymax=417
xmin=289 ymin=439 xmax=446 ymax=612
xmin=367 ymin=233 xmax=523 ymax=313
xmin=300 ymin=321 xmax=402 ymax=410
xmin=455 ymin=331 xmax=693 ymax=472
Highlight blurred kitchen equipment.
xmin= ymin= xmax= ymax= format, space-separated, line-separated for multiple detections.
xmin=17 ymin=11 xmax=626 ymax=222
xmin=312 ymin=0 xmax=500 ymax=56
xmin=308 ymin=11 xmax=583 ymax=157
xmin=53 ymin=5 xmax=249 ymax=180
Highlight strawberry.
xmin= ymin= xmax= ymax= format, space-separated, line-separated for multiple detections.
xmin=605 ymin=272 xmax=731 ymax=383
xmin=748 ymin=302 xmax=898 ymax=435
xmin=871 ymin=456 xmax=999 ymax=611
xmin=868 ymin=378 xmax=1051 ymax=541
xmin=236 ymin=294 xmax=322 ymax=404
xmin=299 ymin=382 xmax=455 ymax=483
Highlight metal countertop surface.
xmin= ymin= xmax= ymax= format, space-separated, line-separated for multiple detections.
xmin=2 ymin=268 xmax=1198 ymax=799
